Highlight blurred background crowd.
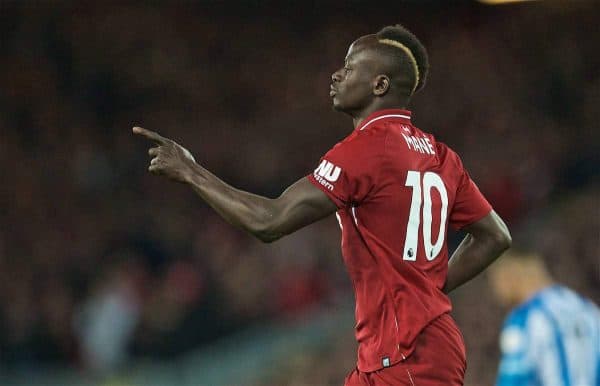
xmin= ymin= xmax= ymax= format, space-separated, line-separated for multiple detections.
xmin=0 ymin=1 xmax=597 ymax=385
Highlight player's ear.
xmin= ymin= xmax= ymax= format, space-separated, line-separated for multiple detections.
xmin=373 ymin=75 xmax=390 ymax=96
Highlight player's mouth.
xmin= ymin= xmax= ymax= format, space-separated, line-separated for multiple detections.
xmin=330 ymin=86 xmax=337 ymax=97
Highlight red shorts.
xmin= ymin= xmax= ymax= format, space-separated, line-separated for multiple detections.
xmin=344 ymin=313 xmax=466 ymax=386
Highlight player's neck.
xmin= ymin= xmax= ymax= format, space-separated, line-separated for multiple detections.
xmin=352 ymin=98 xmax=409 ymax=129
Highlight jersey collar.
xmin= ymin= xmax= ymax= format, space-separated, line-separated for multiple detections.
xmin=356 ymin=109 xmax=412 ymax=131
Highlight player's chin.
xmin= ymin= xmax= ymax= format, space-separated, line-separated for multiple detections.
xmin=331 ymin=97 xmax=345 ymax=112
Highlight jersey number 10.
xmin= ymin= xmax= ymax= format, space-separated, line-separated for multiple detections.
xmin=403 ymin=171 xmax=448 ymax=262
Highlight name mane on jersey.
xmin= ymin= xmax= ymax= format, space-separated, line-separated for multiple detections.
xmin=401 ymin=131 xmax=435 ymax=155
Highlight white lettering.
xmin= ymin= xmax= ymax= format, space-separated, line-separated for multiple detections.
xmin=315 ymin=160 xmax=330 ymax=176
xmin=324 ymin=165 xmax=341 ymax=182
xmin=401 ymin=134 xmax=435 ymax=156
xmin=418 ymin=138 xmax=430 ymax=154
xmin=315 ymin=160 xmax=341 ymax=182
xmin=424 ymin=137 xmax=435 ymax=154
xmin=401 ymin=133 xmax=413 ymax=150
xmin=313 ymin=173 xmax=335 ymax=191
xmin=413 ymin=137 xmax=424 ymax=153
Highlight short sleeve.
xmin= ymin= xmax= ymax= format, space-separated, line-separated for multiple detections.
xmin=307 ymin=131 xmax=384 ymax=209
xmin=449 ymin=166 xmax=492 ymax=230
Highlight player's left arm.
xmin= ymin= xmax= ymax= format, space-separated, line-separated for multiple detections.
xmin=132 ymin=127 xmax=337 ymax=243
xmin=444 ymin=210 xmax=511 ymax=293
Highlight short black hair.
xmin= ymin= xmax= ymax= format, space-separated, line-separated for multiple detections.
xmin=376 ymin=24 xmax=429 ymax=93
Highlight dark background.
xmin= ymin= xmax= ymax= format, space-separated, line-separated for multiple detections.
xmin=0 ymin=1 xmax=598 ymax=385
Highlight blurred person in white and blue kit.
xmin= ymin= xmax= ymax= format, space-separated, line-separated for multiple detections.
xmin=489 ymin=249 xmax=599 ymax=386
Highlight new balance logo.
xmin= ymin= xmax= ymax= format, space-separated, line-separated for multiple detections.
xmin=314 ymin=160 xmax=341 ymax=182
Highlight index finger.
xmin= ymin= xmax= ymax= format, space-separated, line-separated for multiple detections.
xmin=132 ymin=126 xmax=170 ymax=145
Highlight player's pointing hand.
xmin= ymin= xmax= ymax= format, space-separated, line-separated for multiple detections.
xmin=132 ymin=126 xmax=197 ymax=183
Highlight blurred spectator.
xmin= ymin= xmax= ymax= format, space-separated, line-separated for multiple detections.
xmin=488 ymin=250 xmax=599 ymax=385
xmin=75 ymin=258 xmax=144 ymax=373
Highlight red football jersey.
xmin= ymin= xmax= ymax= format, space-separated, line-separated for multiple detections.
xmin=308 ymin=109 xmax=492 ymax=372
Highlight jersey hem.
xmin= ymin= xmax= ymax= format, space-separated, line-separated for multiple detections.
xmin=452 ymin=207 xmax=493 ymax=231
xmin=356 ymin=310 xmax=452 ymax=373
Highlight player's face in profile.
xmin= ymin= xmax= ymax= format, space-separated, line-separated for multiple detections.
xmin=330 ymin=38 xmax=379 ymax=114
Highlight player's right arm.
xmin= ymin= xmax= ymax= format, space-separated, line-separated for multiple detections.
xmin=133 ymin=126 xmax=338 ymax=243
xmin=186 ymin=171 xmax=337 ymax=242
